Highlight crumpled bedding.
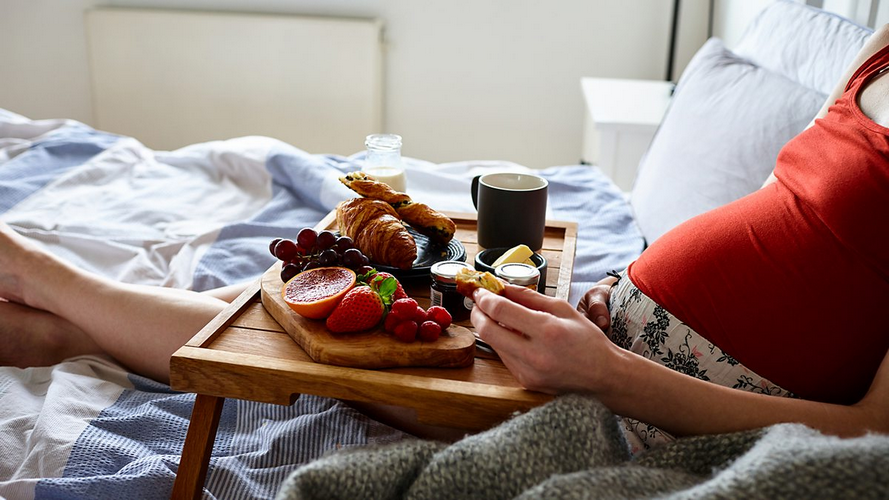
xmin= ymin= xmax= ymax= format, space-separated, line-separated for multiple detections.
xmin=277 ymin=394 xmax=889 ymax=500
xmin=0 ymin=108 xmax=644 ymax=499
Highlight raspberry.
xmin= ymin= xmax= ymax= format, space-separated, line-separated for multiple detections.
xmin=413 ymin=305 xmax=427 ymax=322
xmin=425 ymin=306 xmax=452 ymax=330
xmin=384 ymin=313 xmax=400 ymax=333
xmin=418 ymin=321 xmax=441 ymax=342
xmin=388 ymin=308 xmax=411 ymax=324
xmin=392 ymin=320 xmax=418 ymax=343
xmin=392 ymin=298 xmax=419 ymax=317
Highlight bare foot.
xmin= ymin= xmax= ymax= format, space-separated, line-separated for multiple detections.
xmin=0 ymin=300 xmax=102 ymax=367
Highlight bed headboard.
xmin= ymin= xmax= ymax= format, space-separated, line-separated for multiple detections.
xmin=85 ymin=8 xmax=382 ymax=155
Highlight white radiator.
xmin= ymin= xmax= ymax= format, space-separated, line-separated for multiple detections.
xmin=85 ymin=8 xmax=382 ymax=155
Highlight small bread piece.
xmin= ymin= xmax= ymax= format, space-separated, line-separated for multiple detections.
xmin=455 ymin=268 xmax=506 ymax=298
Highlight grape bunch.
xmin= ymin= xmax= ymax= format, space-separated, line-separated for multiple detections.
xmin=270 ymin=227 xmax=374 ymax=283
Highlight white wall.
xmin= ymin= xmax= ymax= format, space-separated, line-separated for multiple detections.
xmin=0 ymin=0 xmax=98 ymax=124
xmin=2 ymin=0 xmax=883 ymax=167
xmin=0 ymin=0 xmax=679 ymax=168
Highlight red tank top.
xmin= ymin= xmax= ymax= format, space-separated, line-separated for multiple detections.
xmin=628 ymin=45 xmax=889 ymax=405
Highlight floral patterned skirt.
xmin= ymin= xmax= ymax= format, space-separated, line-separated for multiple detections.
xmin=608 ymin=271 xmax=795 ymax=454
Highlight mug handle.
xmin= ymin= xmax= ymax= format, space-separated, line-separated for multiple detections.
xmin=470 ymin=175 xmax=481 ymax=209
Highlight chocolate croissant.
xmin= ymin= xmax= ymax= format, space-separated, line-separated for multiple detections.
xmin=339 ymin=171 xmax=456 ymax=245
xmin=339 ymin=171 xmax=411 ymax=206
xmin=336 ymin=198 xmax=417 ymax=269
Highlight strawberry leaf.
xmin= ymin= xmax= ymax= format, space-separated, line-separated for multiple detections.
xmin=374 ymin=276 xmax=398 ymax=307
xmin=357 ymin=268 xmax=378 ymax=285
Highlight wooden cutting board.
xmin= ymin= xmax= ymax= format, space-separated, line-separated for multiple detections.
xmin=260 ymin=263 xmax=475 ymax=369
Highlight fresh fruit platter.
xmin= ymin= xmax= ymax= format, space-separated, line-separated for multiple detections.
xmin=260 ymin=226 xmax=475 ymax=369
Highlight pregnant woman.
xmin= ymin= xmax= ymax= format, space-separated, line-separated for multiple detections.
xmin=472 ymin=25 xmax=889 ymax=450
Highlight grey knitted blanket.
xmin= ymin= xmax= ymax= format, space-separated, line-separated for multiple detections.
xmin=276 ymin=395 xmax=889 ymax=500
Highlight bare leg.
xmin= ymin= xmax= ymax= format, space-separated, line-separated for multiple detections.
xmin=0 ymin=300 xmax=102 ymax=367
xmin=201 ymin=282 xmax=252 ymax=302
xmin=0 ymin=223 xmax=227 ymax=383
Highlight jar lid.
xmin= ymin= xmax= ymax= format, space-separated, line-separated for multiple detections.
xmin=495 ymin=263 xmax=540 ymax=286
xmin=365 ymin=134 xmax=402 ymax=151
xmin=430 ymin=260 xmax=473 ymax=284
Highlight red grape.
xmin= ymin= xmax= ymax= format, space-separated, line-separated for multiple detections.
xmin=296 ymin=228 xmax=317 ymax=249
xmin=269 ymin=238 xmax=282 ymax=257
xmin=317 ymin=230 xmax=337 ymax=249
xmin=274 ymin=239 xmax=299 ymax=261
xmin=334 ymin=236 xmax=353 ymax=253
xmin=342 ymin=248 xmax=363 ymax=268
xmin=318 ymin=249 xmax=338 ymax=266
xmin=280 ymin=263 xmax=301 ymax=283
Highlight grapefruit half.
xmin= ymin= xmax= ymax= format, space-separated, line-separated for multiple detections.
xmin=282 ymin=267 xmax=357 ymax=319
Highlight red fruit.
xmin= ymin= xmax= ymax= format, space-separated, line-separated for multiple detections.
xmin=413 ymin=305 xmax=427 ymax=322
xmin=384 ymin=313 xmax=400 ymax=333
xmin=391 ymin=298 xmax=419 ymax=317
xmin=388 ymin=308 xmax=411 ymax=324
xmin=326 ymin=286 xmax=385 ymax=333
xmin=374 ymin=272 xmax=408 ymax=301
xmin=418 ymin=321 xmax=441 ymax=342
xmin=282 ymin=267 xmax=356 ymax=319
xmin=425 ymin=306 xmax=452 ymax=330
xmin=392 ymin=320 xmax=418 ymax=343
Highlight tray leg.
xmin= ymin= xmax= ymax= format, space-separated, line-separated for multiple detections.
xmin=171 ymin=394 xmax=225 ymax=500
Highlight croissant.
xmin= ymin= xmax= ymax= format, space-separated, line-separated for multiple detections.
xmin=336 ymin=198 xmax=417 ymax=270
xmin=339 ymin=171 xmax=456 ymax=245
xmin=339 ymin=171 xmax=411 ymax=206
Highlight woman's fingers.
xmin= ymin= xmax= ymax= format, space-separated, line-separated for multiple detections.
xmin=577 ymin=285 xmax=612 ymax=330
xmin=471 ymin=287 xmax=559 ymax=337
xmin=469 ymin=302 xmax=554 ymax=393
xmin=489 ymin=284 xmax=577 ymax=315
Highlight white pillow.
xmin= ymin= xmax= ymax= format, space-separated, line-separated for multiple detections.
xmin=733 ymin=0 xmax=871 ymax=95
xmin=629 ymin=38 xmax=825 ymax=244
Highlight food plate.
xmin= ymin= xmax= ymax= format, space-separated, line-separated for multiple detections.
xmin=372 ymin=227 xmax=466 ymax=279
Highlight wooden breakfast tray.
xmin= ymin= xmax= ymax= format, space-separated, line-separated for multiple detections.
xmin=167 ymin=210 xmax=577 ymax=499
xmin=170 ymin=210 xmax=576 ymax=412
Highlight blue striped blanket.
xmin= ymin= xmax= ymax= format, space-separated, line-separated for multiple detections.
xmin=0 ymin=108 xmax=643 ymax=499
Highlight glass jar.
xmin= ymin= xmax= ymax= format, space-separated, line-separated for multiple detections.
xmin=364 ymin=133 xmax=407 ymax=192
xmin=429 ymin=260 xmax=474 ymax=322
xmin=495 ymin=262 xmax=540 ymax=291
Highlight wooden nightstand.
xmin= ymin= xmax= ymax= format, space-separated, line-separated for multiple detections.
xmin=581 ymin=78 xmax=673 ymax=192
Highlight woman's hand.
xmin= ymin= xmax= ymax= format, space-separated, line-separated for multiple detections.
xmin=576 ymin=275 xmax=619 ymax=331
xmin=470 ymin=285 xmax=621 ymax=395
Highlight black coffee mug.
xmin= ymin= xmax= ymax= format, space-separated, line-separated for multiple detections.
xmin=471 ymin=172 xmax=548 ymax=251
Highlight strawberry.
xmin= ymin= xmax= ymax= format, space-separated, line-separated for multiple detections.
xmin=326 ymin=285 xmax=388 ymax=333
xmin=393 ymin=320 xmax=418 ymax=342
xmin=425 ymin=306 xmax=452 ymax=330
xmin=359 ymin=270 xmax=409 ymax=303
xmin=418 ymin=321 xmax=441 ymax=342
xmin=374 ymin=272 xmax=408 ymax=301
